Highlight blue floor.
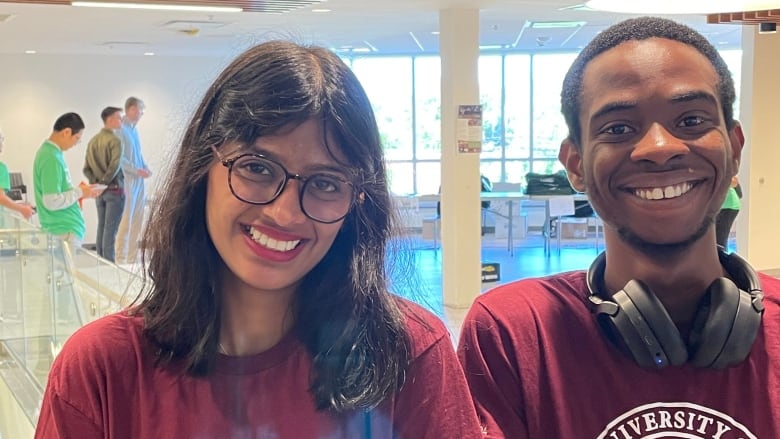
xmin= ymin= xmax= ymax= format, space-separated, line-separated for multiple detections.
xmin=390 ymin=233 xmax=603 ymax=317
xmin=391 ymin=233 xmax=739 ymax=318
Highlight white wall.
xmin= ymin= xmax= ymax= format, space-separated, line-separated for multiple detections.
xmin=0 ymin=53 xmax=230 ymax=244
xmin=737 ymin=29 xmax=780 ymax=270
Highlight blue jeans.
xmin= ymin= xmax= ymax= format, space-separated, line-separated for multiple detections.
xmin=95 ymin=189 xmax=125 ymax=262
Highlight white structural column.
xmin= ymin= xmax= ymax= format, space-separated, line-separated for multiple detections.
xmin=737 ymin=28 xmax=780 ymax=270
xmin=439 ymin=8 xmax=482 ymax=308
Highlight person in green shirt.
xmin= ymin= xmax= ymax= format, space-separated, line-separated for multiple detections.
xmin=0 ymin=129 xmax=35 ymax=220
xmin=33 ymin=113 xmax=102 ymax=250
xmin=716 ymin=175 xmax=741 ymax=249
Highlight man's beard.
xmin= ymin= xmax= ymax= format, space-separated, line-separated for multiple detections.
xmin=616 ymin=215 xmax=715 ymax=258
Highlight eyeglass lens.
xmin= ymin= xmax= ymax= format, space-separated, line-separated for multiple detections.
xmin=228 ymin=154 xmax=354 ymax=223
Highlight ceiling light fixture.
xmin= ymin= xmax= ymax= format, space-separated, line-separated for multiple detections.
xmin=530 ymin=21 xmax=586 ymax=29
xmin=71 ymin=1 xmax=242 ymax=13
xmin=311 ymin=8 xmax=331 ymax=13
xmin=585 ymin=0 xmax=780 ymax=14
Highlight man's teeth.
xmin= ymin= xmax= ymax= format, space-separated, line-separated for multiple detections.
xmin=634 ymin=182 xmax=692 ymax=200
xmin=247 ymin=226 xmax=300 ymax=252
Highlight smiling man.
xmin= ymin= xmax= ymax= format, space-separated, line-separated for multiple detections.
xmin=458 ymin=17 xmax=780 ymax=438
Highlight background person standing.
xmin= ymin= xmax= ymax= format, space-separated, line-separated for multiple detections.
xmin=0 ymin=128 xmax=34 ymax=321
xmin=83 ymin=106 xmax=124 ymax=262
xmin=33 ymin=112 xmax=101 ymax=250
xmin=715 ymin=175 xmax=741 ymax=250
xmin=115 ymin=96 xmax=151 ymax=264
xmin=0 ymin=129 xmax=35 ymax=220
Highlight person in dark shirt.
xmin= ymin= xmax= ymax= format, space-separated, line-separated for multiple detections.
xmin=83 ymin=106 xmax=125 ymax=262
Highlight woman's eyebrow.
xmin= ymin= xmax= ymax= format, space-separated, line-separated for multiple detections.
xmin=246 ymin=145 xmax=351 ymax=175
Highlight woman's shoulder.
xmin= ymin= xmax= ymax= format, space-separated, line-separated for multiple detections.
xmin=50 ymin=311 xmax=149 ymax=380
xmin=64 ymin=310 xmax=144 ymax=346
xmin=393 ymin=297 xmax=453 ymax=358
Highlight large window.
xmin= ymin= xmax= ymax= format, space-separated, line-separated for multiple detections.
xmin=351 ymin=57 xmax=413 ymax=164
xmin=350 ymin=48 xmax=743 ymax=195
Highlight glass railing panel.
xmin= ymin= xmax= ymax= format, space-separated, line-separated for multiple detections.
xmin=0 ymin=213 xmax=25 ymax=338
xmin=70 ymin=247 xmax=145 ymax=321
xmin=0 ymin=208 xmax=145 ymax=427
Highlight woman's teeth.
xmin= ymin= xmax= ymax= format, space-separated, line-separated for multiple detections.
xmin=246 ymin=226 xmax=301 ymax=252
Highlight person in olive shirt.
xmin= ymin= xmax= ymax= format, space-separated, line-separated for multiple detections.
xmin=83 ymin=107 xmax=124 ymax=262
xmin=0 ymin=129 xmax=35 ymax=220
xmin=33 ymin=112 xmax=101 ymax=251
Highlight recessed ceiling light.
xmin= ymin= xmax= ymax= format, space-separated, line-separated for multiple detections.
xmin=25 ymin=50 xmax=36 ymax=54
xmin=311 ymin=8 xmax=331 ymax=12
xmin=72 ymin=1 xmax=242 ymax=13
xmin=586 ymin=0 xmax=780 ymax=14
xmin=144 ymin=52 xmax=155 ymax=56
xmin=530 ymin=21 xmax=586 ymax=29
xmin=431 ymin=31 xmax=440 ymax=35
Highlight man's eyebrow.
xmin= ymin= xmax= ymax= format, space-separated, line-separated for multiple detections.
xmin=590 ymin=100 xmax=637 ymax=122
xmin=669 ymin=91 xmax=719 ymax=107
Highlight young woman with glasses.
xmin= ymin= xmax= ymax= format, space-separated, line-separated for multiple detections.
xmin=35 ymin=41 xmax=481 ymax=438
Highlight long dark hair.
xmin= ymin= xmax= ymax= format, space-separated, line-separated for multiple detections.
xmin=137 ymin=40 xmax=410 ymax=412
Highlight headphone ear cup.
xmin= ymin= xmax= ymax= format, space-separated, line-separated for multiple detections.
xmin=620 ymin=280 xmax=689 ymax=367
xmin=689 ymin=278 xmax=761 ymax=368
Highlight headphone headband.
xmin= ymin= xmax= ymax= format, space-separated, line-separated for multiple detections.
xmin=587 ymin=250 xmax=763 ymax=308
xmin=586 ymin=249 xmax=764 ymax=369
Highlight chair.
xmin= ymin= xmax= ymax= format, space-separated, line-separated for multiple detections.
xmin=9 ymin=172 xmax=27 ymax=202
xmin=422 ymin=215 xmax=440 ymax=250
xmin=551 ymin=198 xmax=602 ymax=254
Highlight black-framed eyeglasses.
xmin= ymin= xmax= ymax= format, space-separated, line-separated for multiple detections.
xmin=213 ymin=148 xmax=358 ymax=224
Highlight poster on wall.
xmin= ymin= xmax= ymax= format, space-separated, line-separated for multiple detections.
xmin=457 ymin=104 xmax=483 ymax=153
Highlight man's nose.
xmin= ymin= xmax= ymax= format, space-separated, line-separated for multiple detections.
xmin=630 ymin=123 xmax=690 ymax=165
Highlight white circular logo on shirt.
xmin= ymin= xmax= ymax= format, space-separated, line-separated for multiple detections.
xmin=596 ymin=402 xmax=757 ymax=439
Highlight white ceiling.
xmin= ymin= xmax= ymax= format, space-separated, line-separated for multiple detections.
xmin=0 ymin=0 xmax=745 ymax=57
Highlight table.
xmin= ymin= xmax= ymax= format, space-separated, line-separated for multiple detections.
xmin=416 ymin=192 xmax=589 ymax=256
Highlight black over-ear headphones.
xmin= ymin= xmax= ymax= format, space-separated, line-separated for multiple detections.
xmin=586 ymin=250 xmax=764 ymax=369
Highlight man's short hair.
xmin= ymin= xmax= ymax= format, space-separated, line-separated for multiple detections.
xmin=561 ymin=16 xmax=737 ymax=147
xmin=101 ymin=106 xmax=122 ymax=123
xmin=125 ymin=96 xmax=144 ymax=112
xmin=53 ymin=112 xmax=85 ymax=133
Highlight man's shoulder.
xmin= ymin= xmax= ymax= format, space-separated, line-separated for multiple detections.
xmin=759 ymin=272 xmax=780 ymax=307
xmin=475 ymin=271 xmax=589 ymax=315
xmin=33 ymin=142 xmax=60 ymax=167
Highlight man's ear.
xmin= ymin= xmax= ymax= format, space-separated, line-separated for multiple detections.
xmin=559 ymin=138 xmax=586 ymax=192
xmin=729 ymin=121 xmax=745 ymax=173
